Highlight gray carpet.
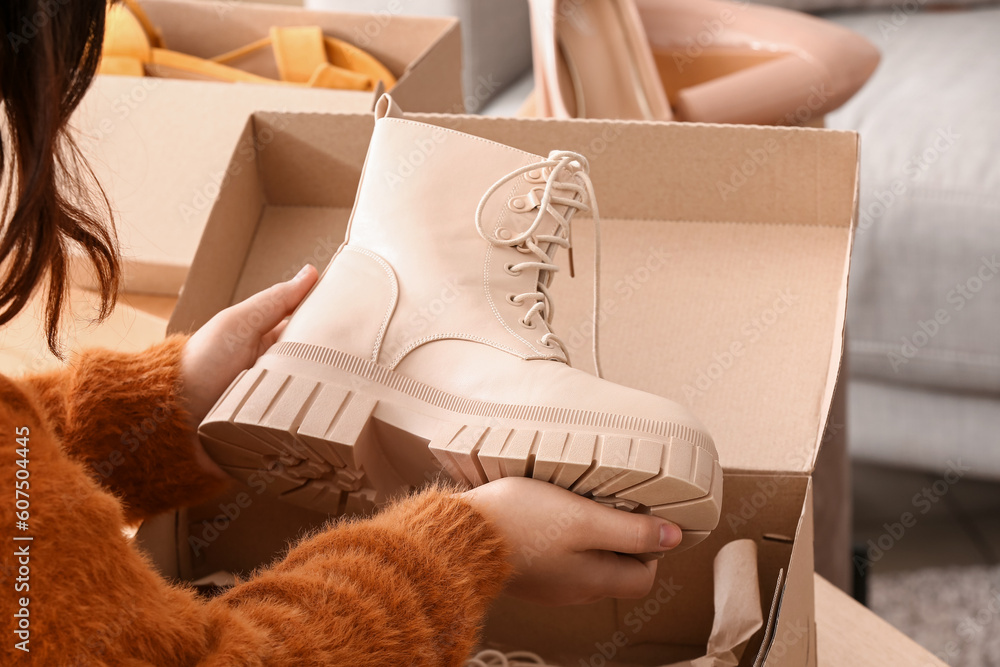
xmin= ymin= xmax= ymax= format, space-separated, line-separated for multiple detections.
xmin=870 ymin=565 xmax=1000 ymax=666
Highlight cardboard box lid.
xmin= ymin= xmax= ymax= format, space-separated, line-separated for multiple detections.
xmin=171 ymin=110 xmax=857 ymax=476
xmin=70 ymin=0 xmax=463 ymax=296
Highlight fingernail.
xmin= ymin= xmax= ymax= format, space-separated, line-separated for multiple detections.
xmin=659 ymin=523 xmax=682 ymax=549
xmin=293 ymin=265 xmax=311 ymax=281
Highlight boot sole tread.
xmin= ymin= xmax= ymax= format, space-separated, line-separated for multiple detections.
xmin=200 ymin=351 xmax=723 ymax=552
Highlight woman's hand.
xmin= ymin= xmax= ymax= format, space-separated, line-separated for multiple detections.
xmin=180 ymin=264 xmax=319 ymax=476
xmin=461 ymin=477 xmax=683 ymax=606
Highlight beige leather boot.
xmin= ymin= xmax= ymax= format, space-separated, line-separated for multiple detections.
xmin=199 ymin=95 xmax=721 ymax=549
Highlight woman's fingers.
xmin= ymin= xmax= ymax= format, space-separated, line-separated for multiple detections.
xmin=461 ymin=479 xmax=682 ymax=606
xmin=587 ymin=551 xmax=659 ymax=600
xmin=223 ymin=264 xmax=318 ymax=338
xmin=260 ymin=319 xmax=291 ymax=350
xmin=575 ymin=498 xmax=682 ymax=555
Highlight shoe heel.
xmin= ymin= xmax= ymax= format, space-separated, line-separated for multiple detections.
xmin=199 ymin=366 xmax=383 ymax=515
xmin=675 ymin=54 xmax=823 ymax=125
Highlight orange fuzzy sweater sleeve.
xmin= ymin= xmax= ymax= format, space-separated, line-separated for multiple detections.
xmin=0 ymin=339 xmax=511 ymax=665
xmin=17 ymin=334 xmax=228 ymax=523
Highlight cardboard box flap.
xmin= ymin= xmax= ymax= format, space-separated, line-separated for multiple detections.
xmin=72 ymin=77 xmax=374 ymax=296
xmin=171 ymin=111 xmax=857 ymax=476
xmin=755 ymin=479 xmax=816 ymax=666
xmin=418 ymin=115 xmax=858 ymax=228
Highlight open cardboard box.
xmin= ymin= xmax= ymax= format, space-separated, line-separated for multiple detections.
xmin=69 ymin=0 xmax=463 ymax=296
xmin=164 ymin=110 xmax=857 ymax=666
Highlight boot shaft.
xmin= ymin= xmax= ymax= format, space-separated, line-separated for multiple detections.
xmin=280 ymin=97 xmax=591 ymax=368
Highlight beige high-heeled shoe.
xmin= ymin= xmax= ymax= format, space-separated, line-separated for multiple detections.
xmin=527 ymin=0 xmax=878 ymax=126
xmin=528 ymin=0 xmax=673 ymax=120
xmin=635 ymin=0 xmax=880 ymax=125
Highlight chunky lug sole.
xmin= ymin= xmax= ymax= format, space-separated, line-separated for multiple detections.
xmin=199 ymin=342 xmax=723 ymax=552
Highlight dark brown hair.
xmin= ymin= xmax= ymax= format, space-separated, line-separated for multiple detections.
xmin=0 ymin=0 xmax=120 ymax=356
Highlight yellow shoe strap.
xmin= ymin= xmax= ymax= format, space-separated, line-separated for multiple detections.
xmin=308 ymin=64 xmax=375 ymax=91
xmin=271 ymin=26 xmax=330 ymax=84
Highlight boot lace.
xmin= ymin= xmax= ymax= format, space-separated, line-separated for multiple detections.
xmin=475 ymin=150 xmax=603 ymax=377
xmin=465 ymin=649 xmax=557 ymax=666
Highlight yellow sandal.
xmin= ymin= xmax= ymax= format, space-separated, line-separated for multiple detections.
xmin=99 ymin=0 xmax=396 ymax=91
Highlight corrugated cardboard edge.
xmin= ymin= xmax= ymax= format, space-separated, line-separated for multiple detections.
xmin=388 ymin=18 xmax=465 ymax=114
xmin=167 ymin=115 xmax=263 ymax=333
xmin=753 ymin=568 xmax=786 ymax=667
xmin=809 ymin=136 xmax=861 ymax=473
xmin=758 ymin=479 xmax=817 ymax=666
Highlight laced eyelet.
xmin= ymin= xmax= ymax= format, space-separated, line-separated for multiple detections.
xmin=504 ymin=263 xmax=521 ymax=276
xmin=539 ymin=338 xmax=554 ymax=348
xmin=506 ymin=294 xmax=522 ymax=306
xmin=508 ymin=196 xmax=529 ymax=212
xmin=520 ymin=318 xmax=537 ymax=330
